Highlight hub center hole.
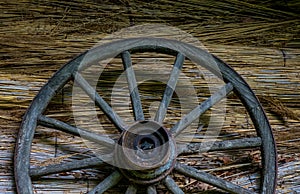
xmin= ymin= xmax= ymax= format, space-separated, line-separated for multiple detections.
xmin=138 ymin=137 xmax=155 ymax=150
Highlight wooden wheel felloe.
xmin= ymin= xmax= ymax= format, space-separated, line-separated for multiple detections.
xmin=14 ymin=38 xmax=277 ymax=194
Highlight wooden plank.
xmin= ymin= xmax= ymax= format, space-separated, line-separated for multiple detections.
xmin=1 ymin=45 xmax=299 ymax=193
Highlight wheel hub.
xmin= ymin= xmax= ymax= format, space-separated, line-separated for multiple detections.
xmin=114 ymin=121 xmax=176 ymax=184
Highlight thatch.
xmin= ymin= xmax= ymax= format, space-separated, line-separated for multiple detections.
xmin=1 ymin=0 xmax=299 ymax=68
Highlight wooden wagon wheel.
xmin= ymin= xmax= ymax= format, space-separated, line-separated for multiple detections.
xmin=14 ymin=38 xmax=277 ymax=194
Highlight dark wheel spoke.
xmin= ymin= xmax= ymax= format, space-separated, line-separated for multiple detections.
xmin=73 ymin=72 xmax=126 ymax=131
xmin=170 ymin=82 xmax=233 ymax=137
xmin=178 ymin=137 xmax=262 ymax=155
xmin=121 ymin=51 xmax=145 ymax=121
xmin=30 ymin=157 xmax=104 ymax=177
xmin=147 ymin=185 xmax=157 ymax=194
xmin=155 ymin=53 xmax=185 ymax=123
xmin=88 ymin=171 xmax=123 ymax=194
xmin=125 ymin=185 xmax=137 ymax=194
xmin=164 ymin=175 xmax=184 ymax=194
xmin=175 ymin=162 xmax=252 ymax=194
xmin=38 ymin=115 xmax=115 ymax=148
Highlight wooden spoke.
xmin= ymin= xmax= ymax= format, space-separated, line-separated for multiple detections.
xmin=164 ymin=176 xmax=184 ymax=194
xmin=175 ymin=162 xmax=252 ymax=194
xmin=30 ymin=157 xmax=104 ymax=177
xmin=147 ymin=185 xmax=157 ymax=194
xmin=88 ymin=171 xmax=123 ymax=194
xmin=178 ymin=137 xmax=262 ymax=155
xmin=38 ymin=115 xmax=115 ymax=148
xmin=121 ymin=51 xmax=145 ymax=121
xmin=155 ymin=53 xmax=185 ymax=123
xmin=170 ymin=82 xmax=233 ymax=137
xmin=73 ymin=72 xmax=126 ymax=132
xmin=125 ymin=185 xmax=137 ymax=194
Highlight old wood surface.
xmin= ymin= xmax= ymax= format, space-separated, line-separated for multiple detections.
xmin=1 ymin=0 xmax=300 ymax=193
